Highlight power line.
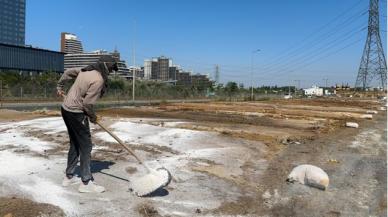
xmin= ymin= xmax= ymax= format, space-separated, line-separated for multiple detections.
xmin=260 ymin=26 xmax=366 ymax=75
xmin=258 ymin=1 xmax=366 ymax=68
xmin=254 ymin=37 xmax=364 ymax=79
xmin=259 ymin=8 xmax=368 ymax=71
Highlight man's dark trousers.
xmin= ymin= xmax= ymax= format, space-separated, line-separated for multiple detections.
xmin=61 ymin=107 xmax=93 ymax=182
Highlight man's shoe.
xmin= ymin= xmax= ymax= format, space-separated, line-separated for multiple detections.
xmin=78 ymin=181 xmax=105 ymax=193
xmin=62 ymin=176 xmax=81 ymax=187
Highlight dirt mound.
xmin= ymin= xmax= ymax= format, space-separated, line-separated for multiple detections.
xmin=0 ymin=197 xmax=64 ymax=217
xmin=0 ymin=109 xmax=42 ymax=121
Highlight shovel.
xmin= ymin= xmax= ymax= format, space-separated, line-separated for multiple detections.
xmin=96 ymin=120 xmax=171 ymax=196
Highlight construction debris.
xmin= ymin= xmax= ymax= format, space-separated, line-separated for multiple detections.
xmin=360 ymin=114 xmax=373 ymax=119
xmin=366 ymin=110 xmax=378 ymax=114
xmin=346 ymin=122 xmax=359 ymax=128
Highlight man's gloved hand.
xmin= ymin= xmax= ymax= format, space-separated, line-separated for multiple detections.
xmin=89 ymin=114 xmax=98 ymax=124
xmin=84 ymin=104 xmax=98 ymax=124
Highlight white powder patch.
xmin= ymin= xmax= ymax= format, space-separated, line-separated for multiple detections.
xmin=19 ymin=177 xmax=76 ymax=215
xmin=162 ymin=121 xmax=187 ymax=127
xmin=95 ymin=120 xmax=208 ymax=152
xmin=0 ymin=117 xmax=70 ymax=153
xmin=349 ymin=129 xmax=384 ymax=155
xmin=0 ymin=150 xmax=76 ymax=215
xmin=0 ymin=150 xmax=46 ymax=175
xmin=0 ymin=128 xmax=53 ymax=153
xmin=17 ymin=117 xmax=67 ymax=134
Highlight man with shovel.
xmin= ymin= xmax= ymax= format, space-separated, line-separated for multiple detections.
xmin=57 ymin=55 xmax=118 ymax=193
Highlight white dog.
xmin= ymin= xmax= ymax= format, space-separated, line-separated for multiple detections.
xmin=286 ymin=164 xmax=329 ymax=190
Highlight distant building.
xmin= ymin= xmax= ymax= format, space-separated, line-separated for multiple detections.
xmin=0 ymin=0 xmax=26 ymax=46
xmin=64 ymin=50 xmax=130 ymax=78
xmin=142 ymin=56 xmax=213 ymax=86
xmin=144 ymin=56 xmax=171 ymax=81
xmin=60 ymin=32 xmax=83 ymax=54
xmin=191 ymin=74 xmax=212 ymax=87
xmin=0 ymin=43 xmax=64 ymax=73
xmin=151 ymin=59 xmax=159 ymax=80
xmin=0 ymin=0 xmax=64 ymax=73
xmin=169 ymin=66 xmax=178 ymax=81
xmin=60 ymin=32 xmax=130 ymax=78
xmin=304 ymin=85 xmax=323 ymax=96
xmin=157 ymin=56 xmax=169 ymax=80
xmin=128 ymin=66 xmax=144 ymax=79
xmin=177 ymin=71 xmax=192 ymax=86
xmin=144 ymin=59 xmax=152 ymax=79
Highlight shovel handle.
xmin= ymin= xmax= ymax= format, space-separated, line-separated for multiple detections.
xmin=96 ymin=120 xmax=144 ymax=164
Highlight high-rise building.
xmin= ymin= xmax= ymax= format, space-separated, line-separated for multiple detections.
xmin=158 ymin=56 xmax=169 ymax=80
xmin=0 ymin=0 xmax=26 ymax=46
xmin=144 ymin=59 xmax=152 ymax=79
xmin=169 ymin=66 xmax=178 ymax=81
xmin=64 ymin=50 xmax=130 ymax=78
xmin=151 ymin=59 xmax=159 ymax=80
xmin=60 ymin=32 xmax=83 ymax=54
xmin=0 ymin=0 xmax=64 ymax=73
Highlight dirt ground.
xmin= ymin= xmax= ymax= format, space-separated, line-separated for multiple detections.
xmin=0 ymin=97 xmax=386 ymax=217
xmin=0 ymin=197 xmax=64 ymax=217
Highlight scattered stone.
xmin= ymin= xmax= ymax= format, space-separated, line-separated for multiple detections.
xmin=195 ymin=208 xmax=201 ymax=214
xmin=125 ymin=166 xmax=138 ymax=174
xmin=137 ymin=203 xmax=161 ymax=217
xmin=346 ymin=122 xmax=359 ymax=128
xmin=328 ymin=159 xmax=339 ymax=163
xmin=379 ymin=106 xmax=386 ymax=111
xmin=360 ymin=114 xmax=373 ymax=119
xmin=366 ymin=110 xmax=378 ymax=114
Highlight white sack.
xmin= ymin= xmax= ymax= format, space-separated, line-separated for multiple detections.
xmin=345 ymin=122 xmax=359 ymax=128
xmin=287 ymin=164 xmax=329 ymax=190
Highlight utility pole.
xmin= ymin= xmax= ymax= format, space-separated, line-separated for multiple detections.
xmin=250 ymin=49 xmax=260 ymax=101
xmin=355 ymin=0 xmax=387 ymax=89
xmin=215 ymin=64 xmax=220 ymax=84
xmin=132 ymin=20 xmax=136 ymax=103
xmin=294 ymin=79 xmax=301 ymax=95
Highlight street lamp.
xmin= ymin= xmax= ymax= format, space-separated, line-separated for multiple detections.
xmin=250 ymin=49 xmax=260 ymax=100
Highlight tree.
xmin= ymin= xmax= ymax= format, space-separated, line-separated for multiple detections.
xmin=225 ymin=82 xmax=238 ymax=101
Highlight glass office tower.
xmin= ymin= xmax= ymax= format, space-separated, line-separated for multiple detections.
xmin=0 ymin=0 xmax=26 ymax=45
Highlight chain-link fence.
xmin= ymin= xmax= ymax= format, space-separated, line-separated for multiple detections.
xmin=0 ymin=73 xmax=289 ymax=102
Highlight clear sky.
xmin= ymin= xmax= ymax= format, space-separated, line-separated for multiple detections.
xmin=26 ymin=0 xmax=387 ymax=87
